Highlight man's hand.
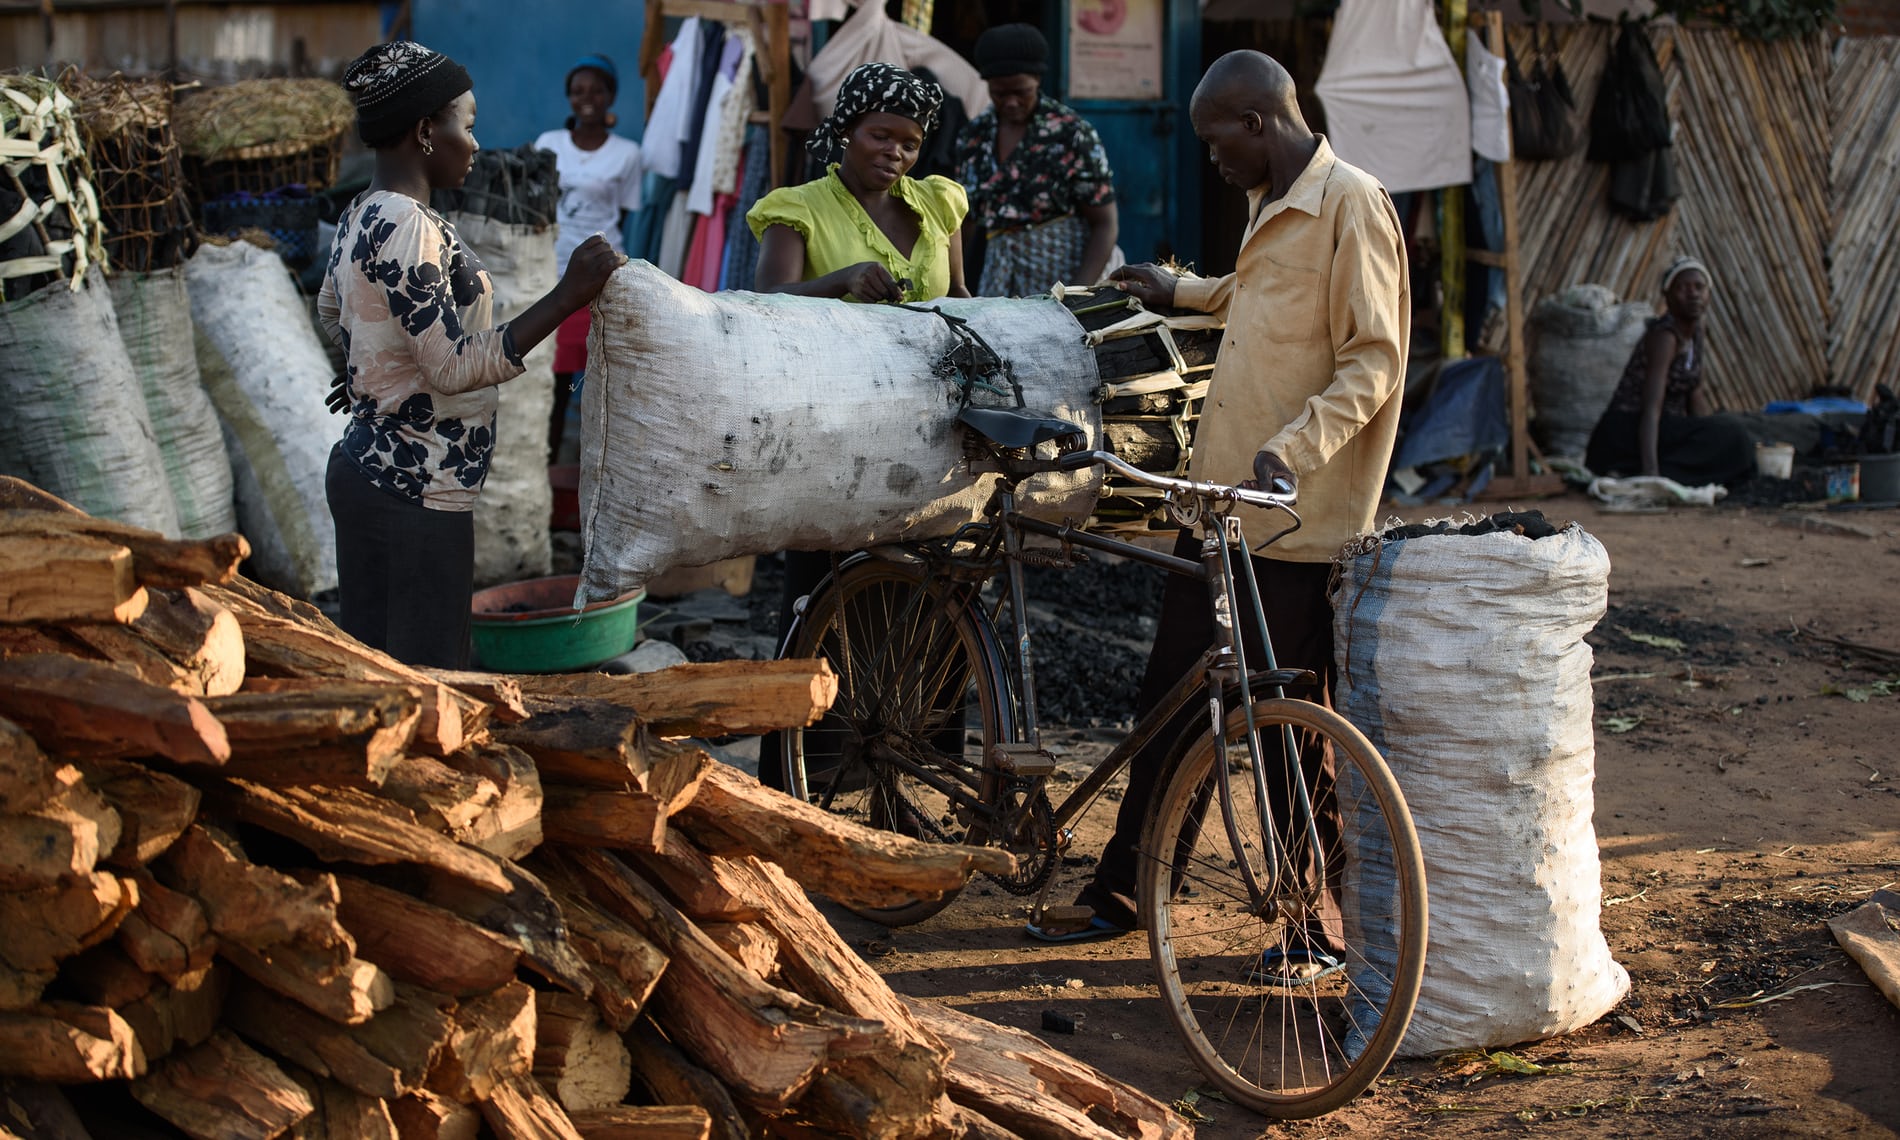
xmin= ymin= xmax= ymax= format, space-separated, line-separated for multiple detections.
xmin=841 ymin=261 xmax=904 ymax=303
xmin=1244 ymin=450 xmax=1297 ymax=497
xmin=1108 ymin=263 xmax=1177 ymax=309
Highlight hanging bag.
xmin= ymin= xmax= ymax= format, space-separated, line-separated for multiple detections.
xmin=1587 ymin=21 xmax=1671 ymax=164
xmin=1507 ymin=26 xmax=1583 ymax=160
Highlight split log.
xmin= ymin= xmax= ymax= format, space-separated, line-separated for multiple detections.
xmin=510 ymin=659 xmax=838 ymax=738
xmin=0 ymin=1002 xmax=145 ymax=1082
xmin=492 ymin=700 xmax=647 ymax=789
xmin=427 ymin=981 xmax=536 ymax=1104
xmin=537 ymin=872 xmax=667 ymax=1033
xmin=567 ymin=1106 xmax=714 ymax=1140
xmin=330 ymin=874 xmax=522 ymax=998
xmin=0 ymin=964 xmax=52 ymax=1013
xmin=387 ymin=1090 xmax=481 ymax=1140
xmin=905 ymin=1000 xmax=1192 ymax=1140
xmin=59 ymin=942 xmax=155 ymax=1008
xmin=541 ymin=742 xmax=709 ymax=853
xmin=0 ymin=783 xmax=121 ymax=890
xmin=620 ymin=1020 xmax=748 ymax=1140
xmin=207 ymin=683 xmax=424 ymax=787
xmin=442 ymin=742 xmax=543 ymax=860
xmin=0 ymin=872 xmax=136 ymax=973
xmin=698 ymin=923 xmax=778 ymax=982
xmin=417 ymin=857 xmax=594 ymax=998
xmin=380 ymin=756 xmax=501 ymax=838
xmin=129 ymin=586 xmax=245 ymax=696
xmin=0 ymin=716 xmax=54 ymax=813
xmin=223 ymin=977 xmax=454 ymax=1100
xmin=214 ymin=781 xmax=512 ymax=894
xmin=630 ymin=830 xmax=765 ymax=924
xmin=479 ymin=1070 xmax=584 ymax=1140
xmin=0 ymin=534 xmax=147 ymax=625
xmin=557 ymin=849 xmax=885 ymax=1110
xmin=215 ymin=942 xmax=394 ymax=1028
xmin=0 ymin=1078 xmax=92 ymax=1140
xmin=77 ymin=759 xmax=199 ymax=868
xmin=423 ymin=669 xmax=529 ymax=724
xmin=0 ymin=477 xmax=83 ymax=514
xmin=40 ymin=620 xmax=188 ymax=692
xmin=129 ymin=1029 xmax=313 ymax=1139
xmin=934 ymin=1100 xmax=1028 ymax=1140
xmin=530 ymin=992 xmax=631 ymax=1112
xmin=0 ymin=511 xmax=247 ymax=590
xmin=116 ymin=963 xmax=226 ymax=1063
xmin=287 ymin=1072 xmax=399 ymax=1140
xmin=0 ymin=655 xmax=228 ymax=766
xmin=675 ymin=761 xmax=1015 ymax=911
xmin=116 ymin=871 xmax=217 ymax=981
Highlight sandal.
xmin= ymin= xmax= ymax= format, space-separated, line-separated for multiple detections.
xmin=1252 ymin=947 xmax=1346 ymax=986
xmin=1023 ymin=915 xmax=1131 ymax=944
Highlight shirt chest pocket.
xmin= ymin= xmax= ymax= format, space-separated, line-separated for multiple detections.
xmin=1260 ymin=256 xmax=1325 ymax=343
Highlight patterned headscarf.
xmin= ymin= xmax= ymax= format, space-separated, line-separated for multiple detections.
xmin=343 ymin=40 xmax=473 ymax=148
xmin=808 ymin=62 xmax=944 ymax=170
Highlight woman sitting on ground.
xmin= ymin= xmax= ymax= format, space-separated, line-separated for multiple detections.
xmin=748 ymin=62 xmax=971 ymax=303
xmin=1585 ymin=256 xmax=1756 ymax=488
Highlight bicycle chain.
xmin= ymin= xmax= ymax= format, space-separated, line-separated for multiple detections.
xmin=983 ymin=779 xmax=1059 ymax=897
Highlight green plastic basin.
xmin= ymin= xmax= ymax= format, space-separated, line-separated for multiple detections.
xmin=470 ymin=573 xmax=643 ymax=674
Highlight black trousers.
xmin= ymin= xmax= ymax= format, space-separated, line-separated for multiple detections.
xmin=1077 ymin=531 xmax=1339 ymax=937
xmin=326 ymin=445 xmax=474 ymax=670
xmin=1586 ymin=409 xmax=1758 ymax=489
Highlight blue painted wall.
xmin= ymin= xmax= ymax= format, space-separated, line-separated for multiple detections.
xmin=411 ymin=0 xmax=650 ymax=152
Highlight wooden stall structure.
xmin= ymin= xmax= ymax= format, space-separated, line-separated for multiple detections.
xmin=639 ymin=0 xmax=793 ymax=190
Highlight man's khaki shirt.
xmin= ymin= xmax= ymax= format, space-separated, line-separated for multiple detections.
xmin=1174 ymin=137 xmax=1410 ymax=562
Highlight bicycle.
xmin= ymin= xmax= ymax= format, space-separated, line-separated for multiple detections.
xmin=776 ymin=403 xmax=1428 ymax=1118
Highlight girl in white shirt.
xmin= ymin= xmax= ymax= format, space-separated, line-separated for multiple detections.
xmin=534 ymin=54 xmax=642 ymax=457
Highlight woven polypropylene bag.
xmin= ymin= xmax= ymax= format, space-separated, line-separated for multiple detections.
xmin=578 ymin=261 xmax=1102 ymax=603
xmin=448 ymin=212 xmax=555 ymax=588
xmin=1528 ymin=285 xmax=1651 ymax=458
xmin=1333 ymin=525 xmax=1628 ymax=1055
xmin=185 ymin=240 xmax=337 ymax=598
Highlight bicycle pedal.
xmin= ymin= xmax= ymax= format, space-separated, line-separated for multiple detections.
xmin=989 ymin=743 xmax=1058 ymax=777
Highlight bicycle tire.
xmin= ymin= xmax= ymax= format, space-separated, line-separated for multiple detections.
xmin=781 ymin=557 xmax=1015 ymax=926
xmin=1139 ymin=698 xmax=1427 ymax=1118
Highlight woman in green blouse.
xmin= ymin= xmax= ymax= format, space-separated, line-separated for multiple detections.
xmin=749 ymin=63 xmax=971 ymax=302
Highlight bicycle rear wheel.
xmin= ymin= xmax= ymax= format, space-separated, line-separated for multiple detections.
xmin=1139 ymin=698 xmax=1426 ymax=1118
xmin=781 ymin=557 xmax=1012 ymax=926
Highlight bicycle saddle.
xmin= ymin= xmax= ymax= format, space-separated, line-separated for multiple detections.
xmin=957 ymin=406 xmax=1083 ymax=450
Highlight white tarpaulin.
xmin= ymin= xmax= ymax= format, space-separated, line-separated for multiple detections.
xmin=1315 ymin=0 xmax=1473 ymax=193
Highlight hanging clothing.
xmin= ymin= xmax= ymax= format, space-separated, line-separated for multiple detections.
xmin=1314 ymin=0 xmax=1472 ymax=193
xmin=676 ymin=20 xmax=729 ymax=195
xmin=744 ymin=166 xmax=968 ymax=303
xmin=688 ymin=35 xmax=747 ymax=217
xmin=532 ymin=129 xmax=643 ymax=273
xmin=803 ymin=0 xmax=990 ymax=124
xmin=657 ymin=188 xmax=693 ymax=278
xmin=721 ymin=124 xmax=773 ymax=291
xmin=1466 ymin=36 xmax=1512 ymax=164
xmin=642 ymin=18 xmax=703 ymax=180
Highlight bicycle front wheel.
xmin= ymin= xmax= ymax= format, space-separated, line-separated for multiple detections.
xmin=781 ymin=558 xmax=1012 ymax=926
xmin=1140 ymin=698 xmax=1427 ymax=1118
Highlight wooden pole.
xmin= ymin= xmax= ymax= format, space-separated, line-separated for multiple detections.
xmin=1439 ymin=0 xmax=1468 ymax=362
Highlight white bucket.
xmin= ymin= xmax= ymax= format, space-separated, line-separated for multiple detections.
xmin=1756 ymin=442 xmax=1795 ymax=480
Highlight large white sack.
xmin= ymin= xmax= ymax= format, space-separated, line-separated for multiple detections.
xmin=0 ymin=272 xmax=182 ymax=535
xmin=185 ymin=240 xmax=337 ymax=598
xmin=109 ymin=267 xmax=239 ymax=539
xmin=579 ymin=261 xmax=1101 ymax=603
xmin=1333 ymin=525 xmax=1628 ymax=1056
xmin=1528 ymin=284 xmax=1653 ymax=458
xmin=448 ymin=212 xmax=555 ymax=588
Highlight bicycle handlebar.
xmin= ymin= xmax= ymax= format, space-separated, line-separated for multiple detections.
xmin=1059 ymin=449 xmax=1297 ymax=513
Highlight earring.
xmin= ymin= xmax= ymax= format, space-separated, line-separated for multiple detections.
xmin=423 ymin=142 xmax=435 ymax=156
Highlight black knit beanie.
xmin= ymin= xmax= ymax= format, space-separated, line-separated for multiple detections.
xmin=342 ymin=41 xmax=474 ymax=148
xmin=974 ymin=23 xmax=1049 ymax=79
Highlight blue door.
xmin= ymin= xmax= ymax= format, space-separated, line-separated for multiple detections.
xmin=1053 ymin=0 xmax=1200 ymax=267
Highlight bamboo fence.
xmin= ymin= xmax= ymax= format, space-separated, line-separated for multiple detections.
xmin=1506 ymin=25 xmax=1897 ymax=410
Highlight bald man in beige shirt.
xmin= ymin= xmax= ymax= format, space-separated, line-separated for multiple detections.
xmin=1031 ymin=50 xmax=1409 ymax=960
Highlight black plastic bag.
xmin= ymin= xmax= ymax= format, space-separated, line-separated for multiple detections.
xmin=1507 ymin=26 xmax=1584 ymax=161
xmin=1587 ymin=22 xmax=1672 ymax=164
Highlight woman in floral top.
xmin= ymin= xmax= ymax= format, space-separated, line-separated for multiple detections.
xmin=955 ymin=24 xmax=1119 ymax=296
xmin=320 ymin=41 xmax=618 ymax=667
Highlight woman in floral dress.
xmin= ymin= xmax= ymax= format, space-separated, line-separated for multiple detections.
xmin=319 ymin=41 xmax=618 ymax=667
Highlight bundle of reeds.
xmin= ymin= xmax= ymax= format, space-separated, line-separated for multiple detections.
xmin=174 ymin=78 xmax=353 ymax=202
xmin=66 ymin=72 xmax=197 ymax=274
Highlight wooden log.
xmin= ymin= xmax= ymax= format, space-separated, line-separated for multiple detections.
xmin=0 ymin=780 xmax=121 ymax=890
xmin=215 ymin=942 xmax=395 ymax=1028
xmin=0 ymin=1077 xmax=93 ymax=1140
xmin=492 ymin=700 xmax=647 ymax=789
xmin=556 ymin=849 xmax=885 ymax=1110
xmin=530 ymin=992 xmax=631 ymax=1113
xmin=442 ymin=742 xmax=542 ymax=861
xmin=422 ymin=669 xmax=529 ymax=724
xmin=541 ymin=742 xmax=710 ymax=853
xmin=286 ymin=1072 xmax=399 ymax=1140
xmin=206 ymin=683 xmax=424 ymax=788
xmin=674 ymin=761 xmax=1015 ymax=912
xmin=130 ymin=586 xmax=245 ymax=696
xmin=0 ymin=478 xmax=84 ymax=514
xmin=0 ymin=1003 xmax=145 ymax=1082
xmin=0 ymin=716 xmax=54 ymax=813
xmin=0 ymin=872 xmax=137 ymax=973
xmin=214 ymin=780 xmax=512 ymax=894
xmin=223 ymin=977 xmax=454 ymax=1100
xmin=0 ymin=534 xmax=147 ymax=625
xmin=427 ymin=981 xmax=536 ymax=1104
xmin=128 ymin=1029 xmax=313 ymax=1139
xmin=0 ymin=655 xmax=227 ymax=766
xmin=620 ymin=1019 xmax=747 ymax=1140
xmin=630 ymin=829 xmax=765 ymax=924
xmin=478 ymin=1070 xmax=584 ymax=1140
xmin=417 ymin=858 xmax=595 ymax=999
xmin=331 ymin=874 xmax=522 ymax=998
xmin=116 ymin=963 xmax=227 ymax=1064
xmin=116 ymin=871 xmax=217 ymax=982
xmin=0 ymin=964 xmax=53 ymax=1013
xmin=698 ymin=923 xmax=778 ymax=982
xmin=509 ymin=659 xmax=838 ymax=738
xmin=0 ymin=511 xmax=248 ymax=589
xmin=380 ymin=756 xmax=501 ymax=839
xmin=905 ymin=1000 xmax=1192 ymax=1140
xmin=53 ymin=620 xmax=195 ymax=695
xmin=77 ymin=759 xmax=199 ymax=868
xmin=58 ymin=942 xmax=155 ymax=1008
xmin=387 ymin=1090 xmax=481 ymax=1140
xmin=536 ymin=872 xmax=667 ymax=1034
xmin=566 ymin=1106 xmax=713 ymax=1140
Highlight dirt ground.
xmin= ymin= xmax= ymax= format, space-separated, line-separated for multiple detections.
xmin=810 ymin=495 xmax=1900 ymax=1138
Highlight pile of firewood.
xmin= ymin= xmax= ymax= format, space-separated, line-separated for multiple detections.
xmin=0 ymin=478 xmax=1189 ymax=1140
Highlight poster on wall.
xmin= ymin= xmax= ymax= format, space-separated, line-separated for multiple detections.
xmin=1069 ymin=0 xmax=1164 ymax=101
